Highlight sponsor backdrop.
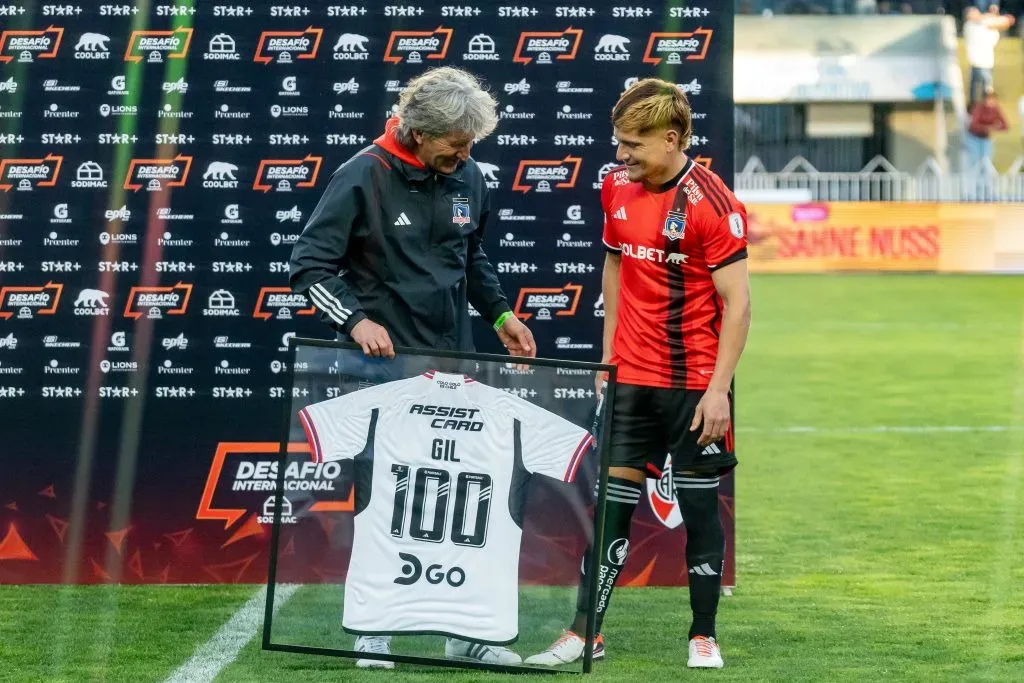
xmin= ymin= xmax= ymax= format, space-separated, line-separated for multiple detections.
xmin=0 ymin=1 xmax=736 ymax=586
xmin=747 ymin=203 xmax=1024 ymax=273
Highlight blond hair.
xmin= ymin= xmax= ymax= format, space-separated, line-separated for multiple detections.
xmin=611 ymin=78 xmax=692 ymax=149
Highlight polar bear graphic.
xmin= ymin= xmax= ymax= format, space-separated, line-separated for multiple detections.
xmin=76 ymin=33 xmax=110 ymax=52
xmin=203 ymin=161 xmax=238 ymax=181
xmin=595 ymin=35 xmax=630 ymax=53
xmin=666 ymin=253 xmax=688 ymax=264
xmin=75 ymin=288 xmax=109 ymax=308
xmin=334 ymin=33 xmax=368 ymax=52
xmin=477 ymin=162 xmax=499 ymax=181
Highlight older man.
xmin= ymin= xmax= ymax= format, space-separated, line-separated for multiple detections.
xmin=289 ymin=67 xmax=531 ymax=668
xmin=290 ymin=66 xmax=534 ymax=361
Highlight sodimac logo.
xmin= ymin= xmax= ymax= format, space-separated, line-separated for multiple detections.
xmin=254 ymin=27 xmax=323 ymax=64
xmin=513 ymin=283 xmax=583 ymax=320
xmin=253 ymin=287 xmax=316 ymax=319
xmin=383 ymin=26 xmax=452 ymax=64
xmin=0 ymin=154 xmax=62 ymax=192
xmin=196 ymin=442 xmax=353 ymax=530
xmin=253 ymin=155 xmax=322 ymax=193
xmin=643 ymin=28 xmax=713 ymax=65
xmin=0 ymin=26 xmax=63 ymax=63
xmin=0 ymin=282 xmax=63 ymax=319
xmin=512 ymin=156 xmax=582 ymax=194
xmin=123 ymin=282 xmax=193 ymax=319
xmin=124 ymin=27 xmax=193 ymax=62
xmin=124 ymin=155 xmax=192 ymax=192
xmin=513 ymin=27 xmax=582 ymax=65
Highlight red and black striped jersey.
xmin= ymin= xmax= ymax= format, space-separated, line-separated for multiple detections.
xmin=601 ymin=157 xmax=748 ymax=390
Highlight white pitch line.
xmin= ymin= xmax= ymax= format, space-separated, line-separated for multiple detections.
xmin=163 ymin=584 xmax=299 ymax=683
xmin=736 ymin=425 xmax=1024 ymax=435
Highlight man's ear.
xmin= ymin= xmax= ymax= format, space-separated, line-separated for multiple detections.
xmin=411 ymin=129 xmax=425 ymax=145
xmin=664 ymin=128 xmax=680 ymax=151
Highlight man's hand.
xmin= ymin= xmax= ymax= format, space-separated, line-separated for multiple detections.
xmin=690 ymin=388 xmax=730 ymax=447
xmin=350 ymin=319 xmax=395 ymax=359
xmin=496 ymin=315 xmax=536 ymax=358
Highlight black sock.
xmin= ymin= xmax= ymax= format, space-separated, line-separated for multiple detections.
xmin=571 ymin=476 xmax=642 ymax=635
xmin=676 ymin=474 xmax=725 ymax=640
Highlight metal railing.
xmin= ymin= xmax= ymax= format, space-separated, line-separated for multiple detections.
xmin=735 ymin=154 xmax=1024 ymax=202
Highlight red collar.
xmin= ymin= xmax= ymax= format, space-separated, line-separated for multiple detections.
xmin=373 ymin=117 xmax=426 ymax=169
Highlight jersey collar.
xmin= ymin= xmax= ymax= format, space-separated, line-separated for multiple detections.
xmin=651 ymin=156 xmax=694 ymax=194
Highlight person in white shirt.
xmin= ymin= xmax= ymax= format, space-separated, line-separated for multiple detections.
xmin=963 ymin=6 xmax=1017 ymax=107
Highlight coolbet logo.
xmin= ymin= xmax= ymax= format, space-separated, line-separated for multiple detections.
xmin=643 ymin=29 xmax=712 ymax=65
xmin=513 ymin=27 xmax=582 ymax=64
xmin=253 ymin=287 xmax=316 ymax=320
xmin=124 ymin=27 xmax=193 ymax=63
xmin=124 ymin=155 xmax=192 ymax=192
xmin=384 ymin=26 xmax=452 ymax=64
xmin=254 ymin=27 xmax=323 ymax=64
xmin=254 ymin=155 xmax=322 ymax=192
xmin=0 ymin=283 xmax=62 ymax=320
xmin=196 ymin=442 xmax=352 ymax=529
xmin=512 ymin=156 xmax=581 ymax=194
xmin=0 ymin=26 xmax=63 ymax=63
xmin=124 ymin=283 xmax=193 ymax=319
xmin=514 ymin=283 xmax=582 ymax=321
xmin=0 ymin=154 xmax=62 ymax=192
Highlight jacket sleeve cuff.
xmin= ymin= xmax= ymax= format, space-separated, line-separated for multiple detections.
xmin=487 ymin=300 xmax=513 ymax=326
xmin=340 ymin=310 xmax=367 ymax=336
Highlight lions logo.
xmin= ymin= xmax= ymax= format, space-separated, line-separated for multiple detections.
xmin=662 ymin=211 xmax=686 ymax=241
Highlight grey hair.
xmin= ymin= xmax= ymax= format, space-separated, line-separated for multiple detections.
xmin=394 ymin=67 xmax=498 ymax=146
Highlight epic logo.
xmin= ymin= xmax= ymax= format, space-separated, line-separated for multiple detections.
xmin=393 ymin=552 xmax=466 ymax=587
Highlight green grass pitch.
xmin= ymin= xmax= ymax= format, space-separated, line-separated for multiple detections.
xmin=2 ymin=273 xmax=1023 ymax=682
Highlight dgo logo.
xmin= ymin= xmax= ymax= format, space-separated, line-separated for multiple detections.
xmin=512 ymin=156 xmax=582 ymax=194
xmin=124 ymin=155 xmax=193 ymax=192
xmin=513 ymin=283 xmax=582 ymax=321
xmin=253 ymin=156 xmax=322 ymax=193
xmin=0 ymin=26 xmax=63 ymax=63
xmin=513 ymin=27 xmax=582 ymax=64
xmin=643 ymin=29 xmax=713 ymax=65
xmin=0 ymin=282 xmax=63 ymax=320
xmin=384 ymin=26 xmax=452 ymax=64
xmin=123 ymin=283 xmax=193 ymax=319
xmin=124 ymin=27 xmax=193 ymax=63
xmin=0 ymin=154 xmax=62 ymax=192
xmin=254 ymin=27 xmax=323 ymax=64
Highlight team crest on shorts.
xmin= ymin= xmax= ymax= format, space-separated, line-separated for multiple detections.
xmin=452 ymin=197 xmax=471 ymax=225
xmin=662 ymin=211 xmax=686 ymax=241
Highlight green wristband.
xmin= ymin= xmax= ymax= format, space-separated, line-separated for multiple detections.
xmin=493 ymin=310 xmax=514 ymax=331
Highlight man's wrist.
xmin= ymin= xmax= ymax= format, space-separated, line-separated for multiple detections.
xmin=493 ymin=310 xmax=515 ymax=331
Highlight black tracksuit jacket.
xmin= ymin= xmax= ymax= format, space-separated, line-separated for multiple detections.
xmin=289 ymin=118 xmax=512 ymax=352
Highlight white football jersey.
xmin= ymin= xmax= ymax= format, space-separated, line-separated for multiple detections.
xmin=299 ymin=370 xmax=594 ymax=644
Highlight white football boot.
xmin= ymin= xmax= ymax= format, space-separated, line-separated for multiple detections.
xmin=354 ymin=635 xmax=394 ymax=669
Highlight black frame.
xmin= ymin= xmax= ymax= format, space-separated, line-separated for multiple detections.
xmin=262 ymin=337 xmax=618 ymax=675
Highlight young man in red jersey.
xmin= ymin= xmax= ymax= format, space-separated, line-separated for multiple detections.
xmin=526 ymin=78 xmax=751 ymax=670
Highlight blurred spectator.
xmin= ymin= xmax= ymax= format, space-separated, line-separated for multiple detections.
xmin=964 ymin=87 xmax=1008 ymax=175
xmin=963 ymin=6 xmax=1016 ymax=107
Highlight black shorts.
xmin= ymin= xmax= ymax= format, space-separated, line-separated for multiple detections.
xmin=603 ymin=383 xmax=737 ymax=477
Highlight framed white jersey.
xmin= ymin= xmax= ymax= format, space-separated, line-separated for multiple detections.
xmin=298 ymin=370 xmax=594 ymax=644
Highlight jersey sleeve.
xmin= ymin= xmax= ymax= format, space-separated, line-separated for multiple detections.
xmin=700 ymin=189 xmax=749 ymax=271
xmin=514 ymin=398 xmax=594 ymax=483
xmin=600 ymin=171 xmax=621 ymax=254
xmin=298 ymin=390 xmax=377 ymax=463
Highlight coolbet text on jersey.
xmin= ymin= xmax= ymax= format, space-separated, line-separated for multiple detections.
xmin=601 ymin=158 xmax=748 ymax=390
xmin=299 ymin=371 xmax=594 ymax=644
